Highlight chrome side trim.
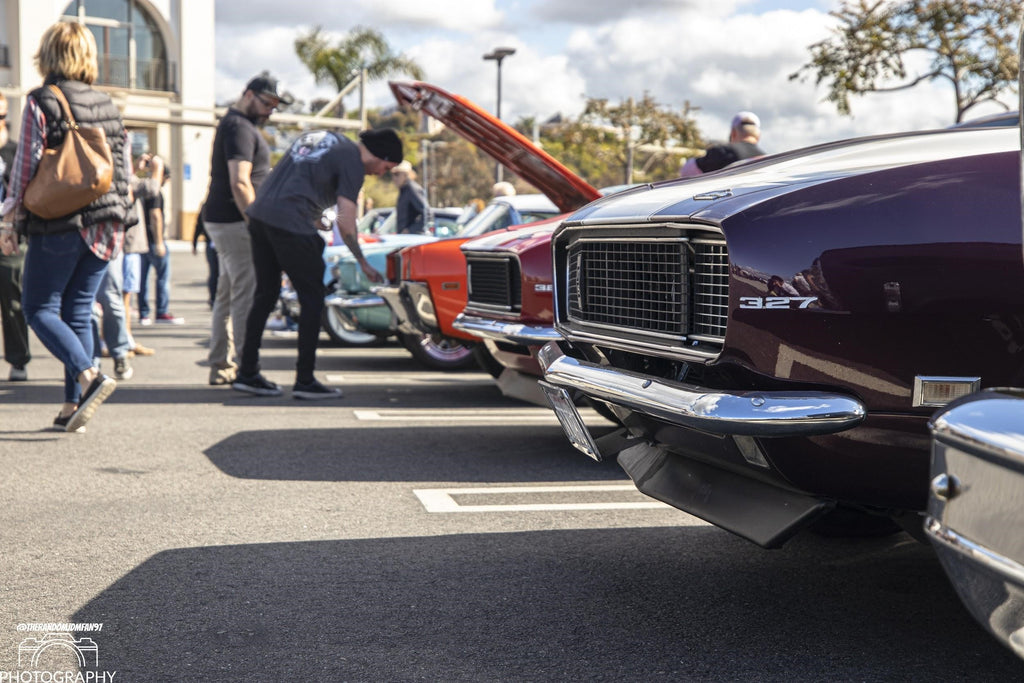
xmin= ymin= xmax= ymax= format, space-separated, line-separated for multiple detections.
xmin=925 ymin=516 xmax=1024 ymax=588
xmin=537 ymin=342 xmax=866 ymax=437
xmin=454 ymin=314 xmax=561 ymax=345
xmin=326 ymin=294 xmax=386 ymax=309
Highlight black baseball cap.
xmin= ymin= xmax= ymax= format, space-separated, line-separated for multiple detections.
xmin=358 ymin=128 xmax=404 ymax=164
xmin=246 ymin=74 xmax=294 ymax=107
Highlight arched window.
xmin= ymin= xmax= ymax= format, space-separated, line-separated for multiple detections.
xmin=61 ymin=0 xmax=175 ymax=92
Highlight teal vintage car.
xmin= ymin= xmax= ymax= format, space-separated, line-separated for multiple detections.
xmin=317 ymin=207 xmax=465 ymax=345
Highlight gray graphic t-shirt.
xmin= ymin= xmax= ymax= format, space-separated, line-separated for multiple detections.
xmin=247 ymin=131 xmax=364 ymax=234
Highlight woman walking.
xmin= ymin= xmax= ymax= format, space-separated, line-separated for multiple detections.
xmin=0 ymin=21 xmax=134 ymax=432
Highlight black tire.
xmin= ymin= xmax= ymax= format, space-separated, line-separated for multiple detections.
xmin=472 ymin=345 xmax=505 ymax=379
xmin=809 ymin=506 xmax=903 ymax=538
xmin=321 ymin=305 xmax=382 ymax=347
xmin=401 ymin=333 xmax=477 ymax=370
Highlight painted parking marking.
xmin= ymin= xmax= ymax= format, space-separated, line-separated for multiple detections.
xmin=414 ymin=484 xmax=671 ymax=513
xmin=325 ymin=373 xmax=492 ymax=386
xmin=353 ymin=407 xmax=602 ymax=423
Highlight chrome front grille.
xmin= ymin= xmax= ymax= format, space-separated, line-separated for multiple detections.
xmin=564 ymin=233 xmax=729 ymax=351
xmin=691 ymin=242 xmax=729 ymax=338
xmin=466 ymin=256 xmax=521 ymax=311
xmin=568 ymin=241 xmax=687 ymax=335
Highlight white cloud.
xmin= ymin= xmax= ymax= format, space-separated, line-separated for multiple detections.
xmin=212 ymin=0 xmax=1016 ymax=156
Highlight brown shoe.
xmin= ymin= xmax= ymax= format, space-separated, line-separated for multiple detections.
xmin=133 ymin=344 xmax=156 ymax=356
xmin=209 ymin=367 xmax=237 ymax=386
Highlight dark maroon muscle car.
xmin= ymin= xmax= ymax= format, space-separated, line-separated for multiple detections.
xmin=537 ymin=124 xmax=1023 ymax=548
xmin=454 ymin=222 xmax=562 ymax=403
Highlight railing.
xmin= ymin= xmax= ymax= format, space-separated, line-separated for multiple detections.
xmin=0 ymin=45 xmax=9 ymax=68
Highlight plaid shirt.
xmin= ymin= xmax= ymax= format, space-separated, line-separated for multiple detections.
xmin=0 ymin=96 xmax=131 ymax=261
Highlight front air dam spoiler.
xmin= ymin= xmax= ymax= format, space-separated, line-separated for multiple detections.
xmin=617 ymin=441 xmax=831 ymax=548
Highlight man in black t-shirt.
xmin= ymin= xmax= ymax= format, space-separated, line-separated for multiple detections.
xmin=680 ymin=111 xmax=766 ymax=177
xmin=203 ymin=73 xmax=292 ymax=386
xmin=231 ymin=128 xmax=402 ymax=399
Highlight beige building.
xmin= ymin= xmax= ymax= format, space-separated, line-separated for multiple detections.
xmin=0 ymin=0 xmax=216 ymax=239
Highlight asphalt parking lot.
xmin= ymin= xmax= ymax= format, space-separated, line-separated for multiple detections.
xmin=0 ymin=247 xmax=1021 ymax=681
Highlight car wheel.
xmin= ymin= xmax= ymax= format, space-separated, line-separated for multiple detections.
xmin=809 ymin=506 xmax=903 ymax=538
xmin=321 ymin=306 xmax=382 ymax=346
xmin=401 ymin=333 xmax=477 ymax=370
xmin=472 ymin=345 xmax=504 ymax=379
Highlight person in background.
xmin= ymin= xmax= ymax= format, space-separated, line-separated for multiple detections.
xmin=137 ymin=154 xmax=184 ymax=325
xmin=90 ymin=246 xmax=134 ymax=381
xmin=491 ymin=181 xmax=516 ymax=197
xmin=0 ymin=91 xmax=30 ymax=382
xmin=122 ymin=171 xmax=157 ymax=357
xmin=231 ymin=128 xmax=401 ymax=399
xmin=0 ymin=22 xmax=134 ymax=432
xmin=679 ymin=111 xmax=765 ymax=177
xmin=203 ymin=72 xmax=292 ymax=386
xmin=191 ymin=203 xmax=218 ymax=308
xmin=392 ymin=160 xmax=427 ymax=234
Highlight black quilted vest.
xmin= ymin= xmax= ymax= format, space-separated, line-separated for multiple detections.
xmin=24 ymin=77 xmax=131 ymax=235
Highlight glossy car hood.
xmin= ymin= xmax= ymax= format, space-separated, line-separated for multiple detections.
xmin=459 ymin=216 xmax=562 ymax=256
xmin=390 ymin=81 xmax=601 ymax=213
xmin=568 ymin=126 xmax=1020 ymax=224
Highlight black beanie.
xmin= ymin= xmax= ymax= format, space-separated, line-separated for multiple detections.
xmin=358 ymin=128 xmax=404 ymax=163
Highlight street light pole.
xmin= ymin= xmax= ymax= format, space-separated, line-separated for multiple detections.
xmin=483 ymin=46 xmax=516 ymax=183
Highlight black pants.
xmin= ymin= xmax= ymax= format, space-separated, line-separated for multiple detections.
xmin=240 ymin=218 xmax=325 ymax=384
xmin=0 ymin=250 xmax=31 ymax=369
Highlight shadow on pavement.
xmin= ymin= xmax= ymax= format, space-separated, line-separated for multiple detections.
xmin=204 ymin=424 xmax=623 ymax=483
xmin=0 ymin=374 xmax=517 ymax=408
xmin=71 ymin=528 xmax=1020 ymax=681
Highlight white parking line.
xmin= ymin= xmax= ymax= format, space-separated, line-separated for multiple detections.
xmin=413 ymin=484 xmax=670 ymax=513
xmin=354 ymin=407 xmax=601 ymax=423
xmin=325 ymin=373 xmax=493 ymax=386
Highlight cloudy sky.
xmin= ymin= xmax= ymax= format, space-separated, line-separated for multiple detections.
xmin=212 ymin=0 xmax=1016 ymax=155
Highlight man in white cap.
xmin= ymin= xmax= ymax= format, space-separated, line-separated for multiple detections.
xmin=391 ymin=160 xmax=427 ymax=234
xmin=680 ymin=111 xmax=765 ymax=177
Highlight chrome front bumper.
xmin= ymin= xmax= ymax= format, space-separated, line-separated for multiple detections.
xmin=926 ymin=390 xmax=1024 ymax=659
xmin=453 ymin=313 xmax=562 ymax=346
xmin=325 ymin=293 xmax=386 ymax=309
xmin=538 ymin=342 xmax=866 ymax=437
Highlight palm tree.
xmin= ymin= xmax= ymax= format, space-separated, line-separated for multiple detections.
xmin=294 ymin=26 xmax=425 ymax=117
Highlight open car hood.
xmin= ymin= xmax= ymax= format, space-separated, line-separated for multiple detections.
xmin=390 ymin=81 xmax=601 ymax=213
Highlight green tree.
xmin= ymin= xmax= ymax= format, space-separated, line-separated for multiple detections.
xmin=294 ymin=26 xmax=425 ymax=116
xmin=791 ymin=0 xmax=1022 ymax=123
xmin=576 ymin=94 xmax=703 ymax=184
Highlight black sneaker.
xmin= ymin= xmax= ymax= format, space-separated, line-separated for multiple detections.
xmin=232 ymin=373 xmax=283 ymax=397
xmin=293 ymin=378 xmax=343 ymax=400
xmin=51 ymin=413 xmax=86 ymax=433
xmin=66 ymin=374 xmax=116 ymax=432
xmin=114 ymin=356 xmax=133 ymax=380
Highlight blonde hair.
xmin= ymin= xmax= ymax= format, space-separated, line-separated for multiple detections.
xmin=35 ymin=22 xmax=99 ymax=84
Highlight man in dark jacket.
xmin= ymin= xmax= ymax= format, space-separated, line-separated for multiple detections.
xmin=392 ymin=160 xmax=427 ymax=234
xmin=680 ymin=111 xmax=765 ymax=177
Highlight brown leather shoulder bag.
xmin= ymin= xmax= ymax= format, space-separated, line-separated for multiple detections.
xmin=23 ymin=84 xmax=114 ymax=220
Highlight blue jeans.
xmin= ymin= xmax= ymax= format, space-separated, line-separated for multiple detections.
xmin=138 ymin=245 xmax=170 ymax=318
xmin=22 ymin=231 xmax=109 ymax=403
xmin=91 ymin=251 xmax=131 ymax=362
